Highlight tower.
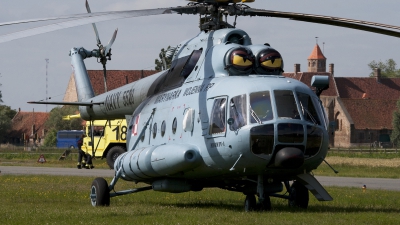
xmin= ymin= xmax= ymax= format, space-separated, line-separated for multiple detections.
xmin=307 ymin=44 xmax=326 ymax=72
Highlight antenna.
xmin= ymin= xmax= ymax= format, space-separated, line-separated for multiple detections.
xmin=45 ymin=58 xmax=49 ymax=112
xmin=315 ymin=36 xmax=319 ymax=45
xmin=323 ymin=42 xmax=325 ymax=54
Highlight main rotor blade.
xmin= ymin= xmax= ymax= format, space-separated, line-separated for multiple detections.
xmin=0 ymin=11 xmax=110 ymax=27
xmin=85 ymin=0 xmax=102 ymax=46
xmin=0 ymin=7 xmax=189 ymax=44
xmin=244 ymin=8 xmax=400 ymax=38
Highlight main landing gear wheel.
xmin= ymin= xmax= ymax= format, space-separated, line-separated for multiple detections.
xmin=90 ymin=177 xmax=110 ymax=207
xmin=288 ymin=181 xmax=309 ymax=209
xmin=257 ymin=195 xmax=272 ymax=211
xmin=106 ymin=146 xmax=126 ymax=169
xmin=244 ymin=195 xmax=256 ymax=212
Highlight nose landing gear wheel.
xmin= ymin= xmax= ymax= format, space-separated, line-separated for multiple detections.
xmin=288 ymin=181 xmax=309 ymax=209
xmin=90 ymin=177 xmax=110 ymax=207
xmin=244 ymin=194 xmax=256 ymax=212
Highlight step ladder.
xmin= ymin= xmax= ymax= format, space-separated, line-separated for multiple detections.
xmin=58 ymin=149 xmax=72 ymax=160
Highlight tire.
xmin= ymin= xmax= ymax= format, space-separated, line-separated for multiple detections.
xmin=258 ymin=195 xmax=272 ymax=211
xmin=106 ymin=146 xmax=126 ymax=169
xmin=244 ymin=194 xmax=256 ymax=212
xmin=90 ymin=177 xmax=110 ymax=207
xmin=288 ymin=181 xmax=309 ymax=209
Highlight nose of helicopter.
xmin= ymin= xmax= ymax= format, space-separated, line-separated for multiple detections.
xmin=274 ymin=147 xmax=304 ymax=168
xmin=249 ymin=122 xmax=325 ymax=169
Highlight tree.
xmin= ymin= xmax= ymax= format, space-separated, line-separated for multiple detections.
xmin=0 ymin=81 xmax=3 ymax=103
xmin=391 ymin=99 xmax=400 ymax=147
xmin=368 ymin=59 xmax=400 ymax=78
xmin=0 ymin=105 xmax=17 ymax=143
xmin=43 ymin=106 xmax=83 ymax=147
xmin=155 ymin=46 xmax=172 ymax=71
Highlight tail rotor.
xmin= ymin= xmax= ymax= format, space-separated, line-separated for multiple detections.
xmin=85 ymin=0 xmax=118 ymax=92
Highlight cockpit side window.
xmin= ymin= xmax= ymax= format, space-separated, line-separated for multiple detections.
xmin=181 ymin=49 xmax=203 ymax=79
xmin=296 ymin=92 xmax=322 ymax=125
xmin=229 ymin=94 xmax=247 ymax=130
xmin=210 ymin=98 xmax=227 ymax=134
xmin=250 ymin=91 xmax=273 ymax=123
xmin=274 ymin=90 xmax=300 ymax=119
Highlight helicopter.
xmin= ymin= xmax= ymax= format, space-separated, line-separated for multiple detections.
xmin=3 ymin=0 xmax=400 ymax=211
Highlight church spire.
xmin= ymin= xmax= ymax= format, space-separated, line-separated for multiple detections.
xmin=308 ymin=44 xmax=326 ymax=72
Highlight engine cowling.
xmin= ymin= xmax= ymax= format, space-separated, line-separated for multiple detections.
xmin=114 ymin=143 xmax=202 ymax=181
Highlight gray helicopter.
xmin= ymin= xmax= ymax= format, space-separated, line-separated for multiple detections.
xmin=3 ymin=0 xmax=400 ymax=210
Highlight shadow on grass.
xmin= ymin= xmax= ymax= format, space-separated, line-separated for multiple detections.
xmin=158 ymin=201 xmax=400 ymax=213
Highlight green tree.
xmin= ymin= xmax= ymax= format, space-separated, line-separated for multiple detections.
xmin=391 ymin=99 xmax=400 ymax=147
xmin=0 ymin=105 xmax=17 ymax=143
xmin=0 ymin=91 xmax=2 ymax=103
xmin=43 ymin=129 xmax=57 ymax=147
xmin=368 ymin=59 xmax=400 ymax=78
xmin=155 ymin=46 xmax=172 ymax=71
xmin=43 ymin=106 xmax=83 ymax=147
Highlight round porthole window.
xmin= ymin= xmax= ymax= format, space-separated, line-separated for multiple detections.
xmin=153 ymin=123 xmax=157 ymax=139
xmin=172 ymin=117 xmax=177 ymax=134
xmin=161 ymin=121 xmax=166 ymax=137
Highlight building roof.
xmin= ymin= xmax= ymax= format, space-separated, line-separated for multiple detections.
xmin=9 ymin=110 xmax=49 ymax=138
xmin=335 ymin=77 xmax=400 ymax=100
xmin=283 ymin=72 xmax=338 ymax=96
xmin=341 ymin=99 xmax=396 ymax=129
xmin=87 ymin=70 xmax=159 ymax=95
xmin=308 ymin=44 xmax=326 ymax=60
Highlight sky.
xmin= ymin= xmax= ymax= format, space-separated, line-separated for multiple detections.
xmin=0 ymin=0 xmax=399 ymax=112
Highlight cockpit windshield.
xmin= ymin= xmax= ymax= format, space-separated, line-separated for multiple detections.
xmin=274 ymin=90 xmax=300 ymax=119
xmin=250 ymin=91 xmax=273 ymax=124
xmin=296 ymin=92 xmax=322 ymax=125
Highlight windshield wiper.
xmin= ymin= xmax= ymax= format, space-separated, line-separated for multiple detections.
xmin=250 ymin=105 xmax=262 ymax=124
xmin=300 ymin=101 xmax=317 ymax=125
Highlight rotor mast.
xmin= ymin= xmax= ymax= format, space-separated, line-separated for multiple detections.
xmin=186 ymin=0 xmax=254 ymax=31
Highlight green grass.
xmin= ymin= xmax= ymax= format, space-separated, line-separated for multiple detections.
xmin=313 ymin=163 xmax=400 ymax=178
xmin=0 ymin=151 xmax=110 ymax=169
xmin=0 ymin=175 xmax=399 ymax=225
xmin=327 ymin=151 xmax=400 ymax=159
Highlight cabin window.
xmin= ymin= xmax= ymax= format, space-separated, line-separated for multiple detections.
xmin=161 ymin=121 xmax=166 ymax=137
xmin=88 ymin=126 xmax=104 ymax=137
xmin=250 ymin=91 xmax=273 ymax=124
xmin=296 ymin=92 xmax=321 ymax=125
xmin=210 ymin=98 xmax=227 ymax=134
xmin=229 ymin=94 xmax=247 ymax=130
xmin=274 ymin=90 xmax=299 ymax=119
xmin=180 ymin=49 xmax=203 ymax=79
xmin=152 ymin=123 xmax=157 ymax=139
xmin=140 ymin=132 xmax=145 ymax=142
xmin=172 ymin=117 xmax=177 ymax=134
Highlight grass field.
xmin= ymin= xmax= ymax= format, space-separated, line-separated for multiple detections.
xmin=0 ymin=175 xmax=399 ymax=225
xmin=1 ymin=150 xmax=400 ymax=224
xmin=1 ymin=150 xmax=400 ymax=178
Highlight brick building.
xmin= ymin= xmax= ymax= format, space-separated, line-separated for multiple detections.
xmin=284 ymin=44 xmax=400 ymax=148
xmin=7 ymin=109 xmax=49 ymax=146
xmin=63 ymin=70 xmax=159 ymax=102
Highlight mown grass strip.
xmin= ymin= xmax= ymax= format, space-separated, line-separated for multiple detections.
xmin=0 ymin=175 xmax=399 ymax=225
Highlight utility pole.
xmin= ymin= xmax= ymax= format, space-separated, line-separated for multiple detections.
xmin=45 ymin=59 xmax=49 ymax=112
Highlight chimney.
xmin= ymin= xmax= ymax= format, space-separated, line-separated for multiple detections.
xmin=329 ymin=64 xmax=334 ymax=76
xmin=374 ymin=68 xmax=381 ymax=82
xmin=294 ymin=64 xmax=301 ymax=73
